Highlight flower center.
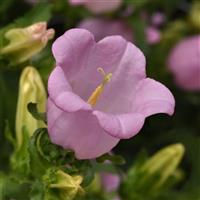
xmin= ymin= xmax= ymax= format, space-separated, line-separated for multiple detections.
xmin=87 ymin=68 xmax=112 ymax=106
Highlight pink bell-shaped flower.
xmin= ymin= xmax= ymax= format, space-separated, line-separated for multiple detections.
xmin=47 ymin=29 xmax=175 ymax=159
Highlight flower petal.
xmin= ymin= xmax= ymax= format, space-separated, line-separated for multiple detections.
xmin=132 ymin=78 xmax=175 ymax=117
xmin=48 ymin=66 xmax=91 ymax=112
xmin=52 ymin=29 xmax=95 ymax=80
xmin=95 ymin=41 xmax=146 ymax=114
xmin=70 ymin=35 xmax=128 ymax=101
xmin=52 ymin=29 xmax=130 ymax=102
xmin=93 ymin=111 xmax=145 ymax=139
xmin=47 ymin=99 xmax=120 ymax=159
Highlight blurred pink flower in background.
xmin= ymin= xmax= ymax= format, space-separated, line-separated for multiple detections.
xmin=101 ymin=172 xmax=121 ymax=199
xmin=146 ymin=26 xmax=161 ymax=44
xmin=151 ymin=12 xmax=166 ymax=26
xmin=78 ymin=16 xmax=161 ymax=45
xmin=78 ymin=18 xmax=134 ymax=42
xmin=140 ymin=11 xmax=163 ymax=44
xmin=168 ymin=36 xmax=200 ymax=91
xmin=101 ymin=172 xmax=120 ymax=192
xmin=69 ymin=0 xmax=122 ymax=14
xmin=47 ymin=29 xmax=175 ymax=159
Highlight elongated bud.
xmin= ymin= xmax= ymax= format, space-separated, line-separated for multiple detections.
xmin=0 ymin=22 xmax=54 ymax=64
xmin=44 ymin=169 xmax=84 ymax=200
xmin=16 ymin=66 xmax=46 ymax=148
xmin=189 ymin=1 xmax=200 ymax=31
xmin=140 ymin=143 xmax=185 ymax=189
xmin=121 ymin=144 xmax=185 ymax=199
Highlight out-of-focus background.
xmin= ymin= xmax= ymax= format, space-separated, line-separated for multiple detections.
xmin=0 ymin=0 xmax=200 ymax=199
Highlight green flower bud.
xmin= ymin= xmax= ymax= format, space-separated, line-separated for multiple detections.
xmin=189 ymin=1 xmax=200 ymax=31
xmin=121 ymin=144 xmax=185 ymax=199
xmin=0 ymin=22 xmax=54 ymax=64
xmin=44 ymin=169 xmax=85 ymax=200
xmin=16 ymin=66 xmax=46 ymax=148
xmin=140 ymin=143 xmax=185 ymax=190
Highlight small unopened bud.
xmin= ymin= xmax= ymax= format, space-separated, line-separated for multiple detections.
xmin=44 ymin=169 xmax=84 ymax=200
xmin=189 ymin=1 xmax=200 ymax=31
xmin=0 ymin=22 xmax=54 ymax=64
xmin=16 ymin=66 xmax=46 ymax=148
xmin=140 ymin=143 xmax=185 ymax=190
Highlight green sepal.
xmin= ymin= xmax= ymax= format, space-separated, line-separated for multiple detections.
xmin=96 ymin=153 xmax=126 ymax=165
xmin=42 ymin=168 xmax=85 ymax=200
xmin=28 ymin=128 xmax=51 ymax=178
xmin=27 ymin=102 xmax=47 ymax=124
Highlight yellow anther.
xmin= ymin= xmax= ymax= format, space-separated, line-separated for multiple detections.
xmin=87 ymin=68 xmax=112 ymax=106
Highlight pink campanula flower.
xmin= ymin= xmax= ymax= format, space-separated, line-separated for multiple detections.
xmin=101 ymin=172 xmax=120 ymax=192
xmin=69 ymin=0 xmax=122 ymax=14
xmin=168 ymin=36 xmax=200 ymax=91
xmin=47 ymin=29 xmax=175 ymax=159
xmin=146 ymin=26 xmax=161 ymax=44
xmin=78 ymin=18 xmax=134 ymax=42
xmin=140 ymin=12 xmax=162 ymax=45
xmin=151 ymin=12 xmax=166 ymax=27
xmin=101 ymin=172 xmax=121 ymax=199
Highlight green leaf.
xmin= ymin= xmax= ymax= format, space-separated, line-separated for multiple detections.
xmin=0 ymin=173 xmax=30 ymax=200
xmin=10 ymin=126 xmax=30 ymax=176
xmin=77 ymin=161 xmax=95 ymax=187
xmin=30 ymin=180 xmax=45 ymax=200
xmin=96 ymin=153 xmax=126 ymax=165
xmin=4 ymin=120 xmax=16 ymax=148
xmin=14 ymin=3 xmax=52 ymax=26
xmin=27 ymin=103 xmax=47 ymax=124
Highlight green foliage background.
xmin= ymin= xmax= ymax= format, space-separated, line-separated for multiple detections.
xmin=0 ymin=0 xmax=200 ymax=199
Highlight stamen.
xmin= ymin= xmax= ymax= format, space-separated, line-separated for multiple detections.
xmin=97 ymin=67 xmax=112 ymax=85
xmin=97 ymin=67 xmax=106 ymax=76
xmin=87 ymin=68 xmax=112 ymax=106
